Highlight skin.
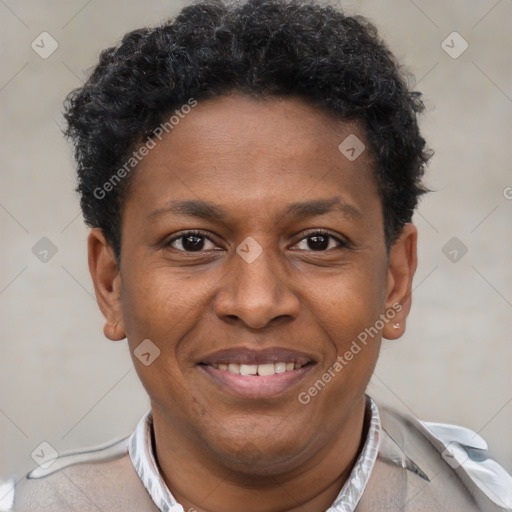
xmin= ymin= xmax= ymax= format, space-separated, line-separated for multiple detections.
xmin=88 ymin=94 xmax=417 ymax=512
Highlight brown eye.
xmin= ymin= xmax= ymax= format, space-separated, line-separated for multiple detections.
xmin=294 ymin=231 xmax=347 ymax=252
xmin=166 ymin=231 xmax=217 ymax=252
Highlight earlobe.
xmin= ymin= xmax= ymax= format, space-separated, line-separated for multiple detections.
xmin=87 ymin=228 xmax=126 ymax=341
xmin=382 ymin=223 xmax=418 ymax=340
xmin=104 ymin=319 xmax=126 ymax=342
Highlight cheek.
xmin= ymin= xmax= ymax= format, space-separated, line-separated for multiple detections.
xmin=306 ymin=266 xmax=386 ymax=345
xmin=303 ymin=274 xmax=383 ymax=409
xmin=119 ymin=266 xmax=220 ymax=399
xmin=119 ymin=271 xmax=199 ymax=415
xmin=299 ymin=260 xmax=385 ymax=396
xmin=120 ymin=265 xmax=208 ymax=339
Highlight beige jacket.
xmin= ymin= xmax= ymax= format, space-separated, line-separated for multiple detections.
xmin=4 ymin=405 xmax=512 ymax=511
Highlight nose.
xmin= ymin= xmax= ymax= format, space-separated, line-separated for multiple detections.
xmin=213 ymin=243 xmax=300 ymax=330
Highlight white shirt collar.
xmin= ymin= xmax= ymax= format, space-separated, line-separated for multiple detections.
xmin=129 ymin=397 xmax=381 ymax=512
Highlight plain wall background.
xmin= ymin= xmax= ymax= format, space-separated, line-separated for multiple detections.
xmin=1 ymin=0 xmax=511 ymax=485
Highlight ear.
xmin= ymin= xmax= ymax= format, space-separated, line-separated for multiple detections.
xmin=87 ymin=228 xmax=126 ymax=341
xmin=382 ymin=223 xmax=418 ymax=340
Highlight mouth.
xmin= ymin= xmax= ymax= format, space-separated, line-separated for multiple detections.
xmin=202 ymin=361 xmax=309 ymax=375
xmin=197 ymin=347 xmax=316 ymax=399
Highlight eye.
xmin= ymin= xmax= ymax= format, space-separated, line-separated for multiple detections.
xmin=165 ymin=230 xmax=219 ymax=252
xmin=164 ymin=229 xmax=348 ymax=254
xmin=293 ymin=230 xmax=348 ymax=252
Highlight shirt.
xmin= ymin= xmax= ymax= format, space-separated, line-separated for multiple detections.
xmin=128 ymin=397 xmax=381 ymax=512
xmin=4 ymin=396 xmax=512 ymax=511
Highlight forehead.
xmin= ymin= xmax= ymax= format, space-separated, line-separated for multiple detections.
xmin=124 ymin=94 xmax=381 ymax=224
xmin=143 ymin=95 xmax=370 ymax=167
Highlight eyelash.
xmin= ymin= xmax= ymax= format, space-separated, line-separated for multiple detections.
xmin=164 ymin=229 xmax=348 ymax=253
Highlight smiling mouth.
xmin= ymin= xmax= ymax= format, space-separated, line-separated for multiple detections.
xmin=200 ymin=361 xmax=311 ymax=376
xmin=198 ymin=360 xmax=315 ymax=399
xmin=197 ymin=347 xmax=316 ymax=398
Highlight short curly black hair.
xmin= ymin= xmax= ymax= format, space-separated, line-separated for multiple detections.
xmin=64 ymin=0 xmax=431 ymax=263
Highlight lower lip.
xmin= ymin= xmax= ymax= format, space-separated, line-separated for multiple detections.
xmin=199 ymin=364 xmax=314 ymax=399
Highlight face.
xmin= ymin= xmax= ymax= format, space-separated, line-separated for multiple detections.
xmin=89 ymin=94 xmax=417 ymax=475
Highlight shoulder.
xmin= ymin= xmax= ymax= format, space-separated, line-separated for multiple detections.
xmin=4 ymin=436 xmax=158 ymax=512
xmin=378 ymin=403 xmax=512 ymax=512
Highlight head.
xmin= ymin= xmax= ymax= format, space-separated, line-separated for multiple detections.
xmin=65 ymin=0 xmax=430 ymax=476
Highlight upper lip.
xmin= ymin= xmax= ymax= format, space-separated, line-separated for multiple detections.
xmin=200 ymin=347 xmax=315 ymax=366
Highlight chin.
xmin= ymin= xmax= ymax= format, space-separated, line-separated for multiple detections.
xmin=205 ymin=426 xmax=312 ymax=477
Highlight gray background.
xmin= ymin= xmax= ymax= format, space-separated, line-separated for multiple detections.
xmin=1 ymin=0 xmax=511 ymax=486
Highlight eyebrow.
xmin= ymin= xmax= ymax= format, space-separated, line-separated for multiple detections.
xmin=147 ymin=197 xmax=362 ymax=222
xmin=286 ymin=197 xmax=362 ymax=221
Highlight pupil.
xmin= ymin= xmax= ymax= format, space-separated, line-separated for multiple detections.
xmin=183 ymin=235 xmax=204 ymax=251
xmin=180 ymin=234 xmax=330 ymax=252
xmin=308 ymin=234 xmax=328 ymax=251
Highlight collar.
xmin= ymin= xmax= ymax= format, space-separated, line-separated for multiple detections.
xmin=128 ymin=397 xmax=381 ymax=512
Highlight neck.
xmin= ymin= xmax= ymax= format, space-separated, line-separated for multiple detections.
xmin=150 ymin=396 xmax=369 ymax=512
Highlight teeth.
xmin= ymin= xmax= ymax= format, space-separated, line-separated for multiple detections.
xmin=240 ymin=364 xmax=257 ymax=375
xmin=275 ymin=362 xmax=286 ymax=374
xmin=257 ymin=363 xmax=275 ymax=376
xmin=228 ymin=363 xmax=240 ymax=374
xmin=213 ymin=362 xmax=304 ymax=376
